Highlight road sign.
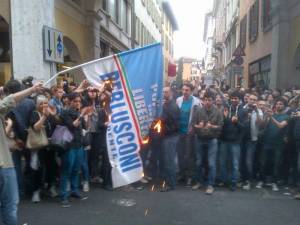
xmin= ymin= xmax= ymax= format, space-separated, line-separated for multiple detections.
xmin=43 ymin=26 xmax=64 ymax=63
xmin=233 ymin=45 xmax=246 ymax=57
xmin=233 ymin=56 xmax=244 ymax=66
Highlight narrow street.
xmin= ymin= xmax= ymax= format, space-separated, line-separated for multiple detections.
xmin=19 ymin=185 xmax=300 ymax=225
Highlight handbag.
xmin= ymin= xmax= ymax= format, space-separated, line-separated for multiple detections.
xmin=82 ymin=129 xmax=92 ymax=147
xmin=50 ymin=125 xmax=74 ymax=148
xmin=26 ymin=126 xmax=49 ymax=150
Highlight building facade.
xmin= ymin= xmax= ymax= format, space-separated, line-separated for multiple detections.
xmin=203 ymin=12 xmax=215 ymax=73
xmin=210 ymin=0 xmax=300 ymax=89
xmin=212 ymin=0 xmax=226 ymax=78
xmin=239 ymin=0 xmax=272 ymax=89
xmin=0 ymin=0 xmax=177 ymax=86
xmin=161 ymin=1 xmax=178 ymax=83
xmin=270 ymin=0 xmax=300 ymax=89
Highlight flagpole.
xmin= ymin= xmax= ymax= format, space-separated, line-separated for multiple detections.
xmin=43 ymin=54 xmax=115 ymax=87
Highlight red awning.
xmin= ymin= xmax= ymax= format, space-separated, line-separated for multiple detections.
xmin=168 ymin=62 xmax=176 ymax=77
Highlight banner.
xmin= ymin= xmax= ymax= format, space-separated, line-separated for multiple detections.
xmin=82 ymin=43 xmax=163 ymax=187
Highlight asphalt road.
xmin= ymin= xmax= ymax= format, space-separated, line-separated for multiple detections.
xmin=18 ymin=185 xmax=300 ymax=225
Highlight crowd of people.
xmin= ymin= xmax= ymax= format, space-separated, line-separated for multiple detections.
xmin=0 ymin=76 xmax=299 ymax=225
xmin=154 ymin=82 xmax=300 ymax=198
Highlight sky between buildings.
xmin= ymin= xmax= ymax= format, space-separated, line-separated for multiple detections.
xmin=170 ymin=0 xmax=213 ymax=60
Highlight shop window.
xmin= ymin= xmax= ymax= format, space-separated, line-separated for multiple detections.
xmin=249 ymin=0 xmax=259 ymax=42
xmin=100 ymin=41 xmax=109 ymax=58
xmin=249 ymin=56 xmax=271 ymax=88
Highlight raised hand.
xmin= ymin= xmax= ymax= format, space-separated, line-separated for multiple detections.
xmin=48 ymin=105 xmax=57 ymax=116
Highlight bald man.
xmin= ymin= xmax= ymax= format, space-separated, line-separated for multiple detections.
xmin=160 ymin=87 xmax=180 ymax=191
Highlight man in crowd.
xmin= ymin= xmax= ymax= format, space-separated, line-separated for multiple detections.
xmin=160 ymin=87 xmax=180 ymax=192
xmin=219 ymin=91 xmax=245 ymax=191
xmin=241 ymin=94 xmax=264 ymax=190
xmin=176 ymin=83 xmax=200 ymax=186
xmin=60 ymin=93 xmax=91 ymax=207
xmin=257 ymin=98 xmax=289 ymax=191
xmin=0 ymin=81 xmax=43 ymax=225
xmin=291 ymin=100 xmax=300 ymax=199
xmin=192 ymin=91 xmax=223 ymax=194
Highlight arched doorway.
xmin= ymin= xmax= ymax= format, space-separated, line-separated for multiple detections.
xmin=57 ymin=36 xmax=83 ymax=85
xmin=0 ymin=15 xmax=11 ymax=85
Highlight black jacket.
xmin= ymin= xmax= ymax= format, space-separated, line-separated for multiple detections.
xmin=161 ymin=99 xmax=180 ymax=136
xmin=292 ymin=109 xmax=300 ymax=141
xmin=220 ymin=105 xmax=245 ymax=142
xmin=61 ymin=108 xmax=86 ymax=149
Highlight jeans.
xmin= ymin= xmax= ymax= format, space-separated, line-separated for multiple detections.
xmin=11 ymin=151 xmax=24 ymax=196
xmin=241 ymin=140 xmax=257 ymax=181
xmin=60 ymin=147 xmax=84 ymax=201
xmin=219 ymin=141 xmax=241 ymax=185
xmin=81 ymin=150 xmax=89 ymax=182
xmin=259 ymin=143 xmax=284 ymax=183
xmin=176 ymin=134 xmax=196 ymax=180
xmin=89 ymin=133 xmax=102 ymax=178
xmin=0 ymin=168 xmax=19 ymax=225
xmin=195 ymin=138 xmax=218 ymax=186
xmin=163 ymin=135 xmax=179 ymax=188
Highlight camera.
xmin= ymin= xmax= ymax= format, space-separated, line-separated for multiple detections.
xmin=21 ymin=76 xmax=34 ymax=89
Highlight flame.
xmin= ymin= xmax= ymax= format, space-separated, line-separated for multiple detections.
xmin=151 ymin=185 xmax=155 ymax=192
xmin=144 ymin=208 xmax=149 ymax=216
xmin=142 ymin=172 xmax=144 ymax=177
xmin=142 ymin=137 xmax=149 ymax=144
xmin=162 ymin=180 xmax=166 ymax=188
xmin=153 ymin=120 xmax=162 ymax=133
xmin=104 ymin=79 xmax=113 ymax=89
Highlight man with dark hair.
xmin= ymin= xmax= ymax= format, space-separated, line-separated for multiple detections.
xmin=160 ymin=87 xmax=180 ymax=191
xmin=256 ymin=98 xmax=289 ymax=191
xmin=3 ymin=80 xmax=22 ymax=94
xmin=219 ymin=91 xmax=245 ymax=191
xmin=291 ymin=100 xmax=300 ymax=199
xmin=0 ymin=80 xmax=43 ymax=225
xmin=192 ymin=91 xmax=223 ymax=194
xmin=5 ymin=80 xmax=36 ymax=198
xmin=60 ymin=92 xmax=90 ymax=207
xmin=176 ymin=83 xmax=201 ymax=186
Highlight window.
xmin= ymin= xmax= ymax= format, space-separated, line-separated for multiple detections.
xmin=108 ymin=0 xmax=117 ymax=22
xmin=102 ymin=0 xmax=107 ymax=11
xmin=249 ymin=0 xmax=259 ymax=42
xmin=262 ymin=0 xmax=272 ymax=31
xmin=120 ymin=0 xmax=127 ymax=32
xmin=100 ymin=41 xmax=109 ymax=58
xmin=135 ymin=16 xmax=139 ymax=42
xmin=141 ymin=24 xmax=144 ymax=45
xmin=240 ymin=15 xmax=247 ymax=49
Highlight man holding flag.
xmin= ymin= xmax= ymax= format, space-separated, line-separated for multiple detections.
xmin=44 ymin=43 xmax=163 ymax=188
